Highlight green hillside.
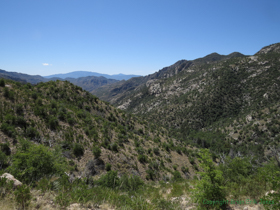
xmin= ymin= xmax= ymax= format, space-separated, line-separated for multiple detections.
xmin=94 ymin=43 xmax=280 ymax=160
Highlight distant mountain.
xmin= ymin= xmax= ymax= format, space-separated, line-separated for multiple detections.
xmin=66 ymin=76 xmax=119 ymax=92
xmin=44 ymin=71 xmax=141 ymax=80
xmin=92 ymin=51 xmax=245 ymax=102
xmin=0 ymin=69 xmax=120 ymax=92
xmin=0 ymin=69 xmax=47 ymax=84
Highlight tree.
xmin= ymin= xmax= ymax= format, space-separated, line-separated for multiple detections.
xmin=191 ymin=149 xmax=227 ymax=210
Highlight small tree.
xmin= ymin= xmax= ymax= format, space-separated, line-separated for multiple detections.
xmin=191 ymin=149 xmax=226 ymax=210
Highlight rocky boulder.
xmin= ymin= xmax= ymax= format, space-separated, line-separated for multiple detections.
xmin=0 ymin=173 xmax=22 ymax=188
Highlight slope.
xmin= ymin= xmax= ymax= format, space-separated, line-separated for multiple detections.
xmin=0 ymin=78 xmax=198 ymax=181
xmin=93 ymin=43 xmax=280 ymax=159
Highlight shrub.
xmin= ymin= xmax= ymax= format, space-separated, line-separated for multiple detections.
xmin=172 ymin=171 xmax=182 ymax=181
xmin=25 ymin=126 xmax=39 ymax=139
xmin=0 ymin=79 xmax=5 ymax=87
xmin=31 ymin=92 xmax=38 ymax=100
xmin=3 ymin=87 xmax=10 ymax=98
xmin=8 ymin=143 xmax=63 ymax=183
xmin=146 ymin=169 xmax=156 ymax=180
xmin=138 ymin=154 xmax=148 ymax=163
xmin=73 ymin=143 xmax=84 ymax=157
xmin=119 ymin=174 xmax=144 ymax=191
xmin=0 ymin=177 xmax=14 ymax=198
xmin=67 ymin=116 xmax=75 ymax=125
xmin=191 ymin=149 xmax=226 ymax=209
xmin=0 ymin=123 xmax=16 ymax=137
xmin=0 ymin=143 xmax=11 ymax=156
xmin=0 ymin=151 xmax=8 ymax=170
xmin=181 ymin=166 xmax=189 ymax=174
xmin=153 ymin=147 xmax=160 ymax=155
xmin=92 ymin=146 xmax=101 ymax=159
xmin=111 ymin=143 xmax=118 ymax=152
xmin=105 ymin=163 xmax=112 ymax=171
xmin=96 ymin=170 xmax=119 ymax=188
xmin=14 ymin=184 xmax=32 ymax=210
xmin=48 ymin=116 xmax=59 ymax=130
xmin=16 ymin=104 xmax=24 ymax=115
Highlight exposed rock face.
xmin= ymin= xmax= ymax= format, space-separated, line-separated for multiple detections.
xmin=146 ymin=80 xmax=161 ymax=95
xmin=117 ymin=99 xmax=131 ymax=110
xmin=0 ymin=173 xmax=22 ymax=188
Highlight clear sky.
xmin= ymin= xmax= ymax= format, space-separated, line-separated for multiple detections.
xmin=1 ymin=0 xmax=280 ymax=76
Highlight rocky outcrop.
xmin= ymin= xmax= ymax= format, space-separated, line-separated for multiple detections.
xmin=0 ymin=173 xmax=22 ymax=188
xmin=146 ymin=80 xmax=161 ymax=95
xmin=256 ymin=43 xmax=280 ymax=55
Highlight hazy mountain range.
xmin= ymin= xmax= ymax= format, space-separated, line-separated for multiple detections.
xmin=44 ymin=71 xmax=141 ymax=80
xmin=0 ymin=70 xmax=140 ymax=92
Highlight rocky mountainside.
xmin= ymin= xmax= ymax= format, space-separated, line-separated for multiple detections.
xmin=92 ymin=51 xmax=245 ymax=102
xmin=93 ymin=43 xmax=280 ymax=158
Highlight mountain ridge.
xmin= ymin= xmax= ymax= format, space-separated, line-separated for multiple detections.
xmin=44 ymin=71 xmax=142 ymax=80
xmin=92 ymin=42 xmax=280 ymax=159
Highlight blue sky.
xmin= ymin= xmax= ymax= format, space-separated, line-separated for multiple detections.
xmin=1 ymin=0 xmax=280 ymax=76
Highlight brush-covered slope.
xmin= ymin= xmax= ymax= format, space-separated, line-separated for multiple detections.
xmin=0 ymin=78 xmax=199 ymax=181
xmin=93 ymin=43 xmax=280 ymax=159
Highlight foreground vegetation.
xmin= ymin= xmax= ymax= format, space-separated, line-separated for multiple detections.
xmin=1 ymin=142 xmax=280 ymax=209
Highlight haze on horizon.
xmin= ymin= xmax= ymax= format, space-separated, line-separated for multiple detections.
xmin=1 ymin=0 xmax=280 ymax=77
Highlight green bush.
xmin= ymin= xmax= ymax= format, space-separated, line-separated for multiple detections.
xmin=0 ymin=143 xmax=11 ymax=156
xmin=138 ymin=154 xmax=148 ymax=163
xmin=119 ymin=174 xmax=144 ymax=191
xmin=0 ymin=177 xmax=14 ymax=198
xmin=191 ymin=149 xmax=226 ymax=209
xmin=96 ymin=170 xmax=119 ymax=188
xmin=25 ymin=126 xmax=39 ymax=139
xmin=111 ymin=143 xmax=118 ymax=152
xmin=8 ymin=142 xmax=64 ymax=183
xmin=105 ymin=163 xmax=112 ymax=171
xmin=73 ymin=143 xmax=84 ymax=157
xmin=92 ymin=146 xmax=101 ymax=159
xmin=172 ymin=171 xmax=182 ymax=181
xmin=48 ymin=116 xmax=59 ymax=130
xmin=0 ymin=79 xmax=5 ymax=87
xmin=14 ymin=184 xmax=32 ymax=210
xmin=146 ymin=169 xmax=156 ymax=180
xmin=3 ymin=87 xmax=14 ymax=100
xmin=0 ymin=123 xmax=16 ymax=137
xmin=16 ymin=104 xmax=24 ymax=115
xmin=153 ymin=147 xmax=160 ymax=155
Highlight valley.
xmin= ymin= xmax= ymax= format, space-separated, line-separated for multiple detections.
xmin=1 ymin=43 xmax=280 ymax=210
